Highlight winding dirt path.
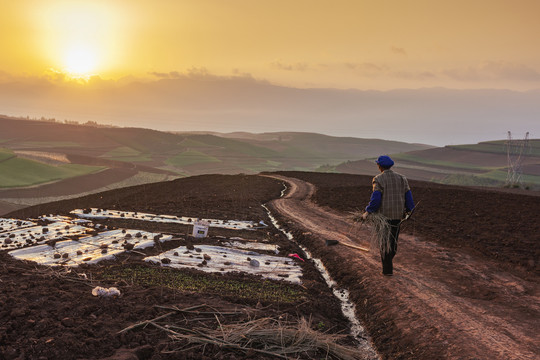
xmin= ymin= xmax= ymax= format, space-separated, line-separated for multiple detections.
xmin=265 ymin=175 xmax=539 ymax=360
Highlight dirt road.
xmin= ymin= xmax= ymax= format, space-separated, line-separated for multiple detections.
xmin=265 ymin=175 xmax=539 ymax=360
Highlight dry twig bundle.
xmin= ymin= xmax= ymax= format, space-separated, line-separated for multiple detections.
xmin=349 ymin=210 xmax=391 ymax=254
xmin=120 ymin=303 xmax=370 ymax=359
xmin=348 ymin=210 xmax=365 ymax=223
xmin=169 ymin=317 xmax=367 ymax=360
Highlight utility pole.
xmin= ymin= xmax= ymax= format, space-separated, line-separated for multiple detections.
xmin=505 ymin=131 xmax=530 ymax=187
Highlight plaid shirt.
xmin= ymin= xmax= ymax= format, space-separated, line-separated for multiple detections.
xmin=372 ymin=169 xmax=410 ymax=219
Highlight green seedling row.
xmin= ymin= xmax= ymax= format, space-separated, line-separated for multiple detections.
xmin=102 ymin=265 xmax=306 ymax=303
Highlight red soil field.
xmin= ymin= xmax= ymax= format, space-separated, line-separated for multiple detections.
xmin=1 ymin=172 xmax=538 ymax=359
xmin=267 ymin=171 xmax=539 ymax=359
xmin=1 ymin=175 xmax=355 ymax=360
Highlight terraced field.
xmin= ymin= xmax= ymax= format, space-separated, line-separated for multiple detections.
xmin=337 ymin=140 xmax=540 ymax=189
xmin=0 ymin=149 xmax=104 ymax=188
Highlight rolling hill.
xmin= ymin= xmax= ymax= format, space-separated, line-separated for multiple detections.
xmin=336 ymin=139 xmax=540 ymax=189
xmin=2 ymin=115 xmax=536 ymax=217
xmin=0 ymin=116 xmax=431 ymax=214
xmin=0 ymin=116 xmax=431 ymax=178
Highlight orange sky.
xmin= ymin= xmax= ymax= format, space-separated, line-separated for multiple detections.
xmin=2 ymin=0 xmax=540 ymax=90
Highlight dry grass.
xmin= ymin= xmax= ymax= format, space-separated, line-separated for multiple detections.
xmin=349 ymin=210 xmax=391 ymax=254
xmin=121 ymin=307 xmax=369 ymax=359
xmin=168 ymin=317 xmax=368 ymax=360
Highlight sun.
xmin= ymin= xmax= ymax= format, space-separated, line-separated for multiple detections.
xmin=32 ymin=1 xmax=132 ymax=81
xmin=63 ymin=45 xmax=98 ymax=77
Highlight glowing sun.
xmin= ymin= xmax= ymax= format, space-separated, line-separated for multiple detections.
xmin=64 ymin=46 xmax=98 ymax=77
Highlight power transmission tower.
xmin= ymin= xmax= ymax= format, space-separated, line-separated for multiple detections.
xmin=505 ymin=131 xmax=530 ymax=187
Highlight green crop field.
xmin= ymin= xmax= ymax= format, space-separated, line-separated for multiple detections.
xmin=237 ymin=160 xmax=283 ymax=173
xmin=165 ymin=150 xmax=221 ymax=168
xmin=0 ymin=148 xmax=15 ymax=162
xmin=0 ymin=156 xmax=104 ymax=188
xmin=479 ymin=170 xmax=540 ymax=185
xmin=391 ymin=153 xmax=497 ymax=171
xmin=449 ymin=139 xmax=540 ymax=157
xmin=102 ymin=146 xmax=152 ymax=162
xmin=437 ymin=170 xmax=540 ymax=189
xmin=189 ymin=135 xmax=280 ymax=158
xmin=20 ymin=141 xmax=82 ymax=148
xmin=178 ymin=138 xmax=215 ymax=148
xmin=102 ymin=128 xmax=185 ymax=153
xmin=437 ymin=174 xmax=502 ymax=187
xmin=109 ymin=155 xmax=153 ymax=162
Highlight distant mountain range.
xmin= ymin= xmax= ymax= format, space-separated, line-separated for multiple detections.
xmin=0 ymin=75 xmax=538 ymax=146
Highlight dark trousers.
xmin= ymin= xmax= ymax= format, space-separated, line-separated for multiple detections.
xmin=381 ymin=219 xmax=401 ymax=274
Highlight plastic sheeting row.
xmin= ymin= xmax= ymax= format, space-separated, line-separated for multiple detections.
xmin=70 ymin=208 xmax=266 ymax=230
xmin=9 ymin=229 xmax=172 ymax=266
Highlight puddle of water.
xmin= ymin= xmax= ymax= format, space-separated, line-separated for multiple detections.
xmin=263 ymin=203 xmax=378 ymax=358
xmin=145 ymin=244 xmax=302 ymax=283
xmin=280 ymin=182 xmax=288 ymax=197
xmin=71 ymin=208 xmax=266 ymax=230
xmin=221 ymin=240 xmax=279 ymax=253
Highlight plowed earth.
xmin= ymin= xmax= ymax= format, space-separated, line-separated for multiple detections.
xmin=0 ymin=175 xmax=356 ymax=360
xmin=266 ymin=172 xmax=539 ymax=359
xmin=1 ymin=172 xmax=539 ymax=360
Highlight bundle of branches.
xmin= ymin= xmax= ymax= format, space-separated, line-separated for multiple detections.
xmin=119 ymin=304 xmax=370 ymax=359
xmin=349 ymin=210 xmax=391 ymax=254
xmin=167 ymin=317 xmax=367 ymax=360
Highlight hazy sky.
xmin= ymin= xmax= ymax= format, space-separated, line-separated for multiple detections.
xmin=0 ymin=1 xmax=538 ymax=146
xmin=2 ymin=0 xmax=540 ymax=90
